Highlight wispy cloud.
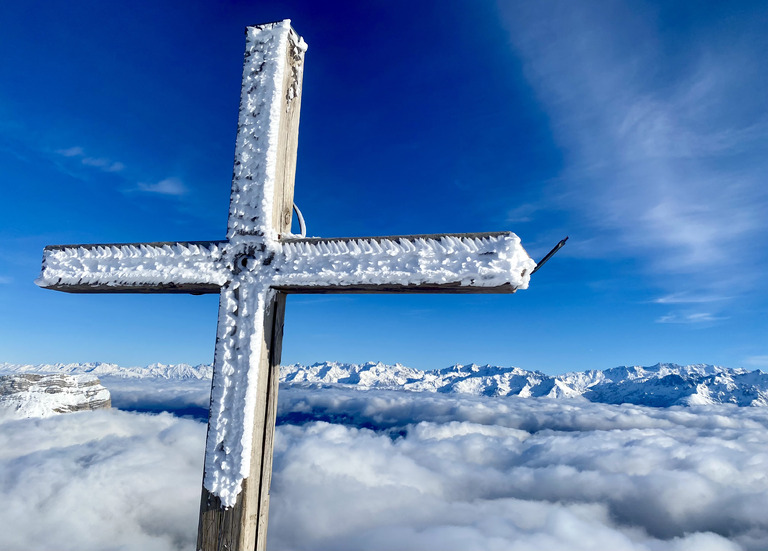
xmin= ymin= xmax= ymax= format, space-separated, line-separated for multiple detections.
xmin=653 ymin=292 xmax=729 ymax=304
xmin=136 ymin=177 xmax=188 ymax=196
xmin=55 ymin=146 xmax=125 ymax=173
xmin=55 ymin=146 xmax=188 ymax=197
xmin=656 ymin=311 xmax=726 ymax=324
xmin=498 ymin=1 xmax=768 ymax=300
xmin=81 ymin=157 xmax=125 ymax=172
xmin=57 ymin=146 xmax=84 ymax=157
xmin=0 ymin=276 xmax=12 ymax=284
xmin=744 ymin=355 xmax=768 ymax=369
xmin=54 ymin=144 xmax=190 ymax=201
xmin=506 ymin=202 xmax=541 ymax=223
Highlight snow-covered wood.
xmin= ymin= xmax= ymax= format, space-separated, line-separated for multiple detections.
xmin=37 ymin=233 xmax=533 ymax=294
xmin=276 ymin=233 xmax=532 ymax=293
xmin=35 ymin=19 xmax=536 ymax=551
xmin=197 ymin=21 xmax=304 ymax=551
xmin=36 ymin=241 xmax=226 ymax=293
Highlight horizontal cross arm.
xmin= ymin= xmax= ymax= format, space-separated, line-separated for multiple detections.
xmin=36 ymin=241 xmax=228 ymax=294
xmin=273 ymin=232 xmax=536 ymax=294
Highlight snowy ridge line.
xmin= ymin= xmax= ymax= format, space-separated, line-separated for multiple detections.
xmin=36 ymin=241 xmax=227 ymax=292
xmin=275 ymin=232 xmax=535 ymax=290
xmin=279 ymin=361 xmax=768 ymax=407
xmin=0 ymin=362 xmax=214 ymax=380
xmin=3 ymin=361 xmax=768 ymax=407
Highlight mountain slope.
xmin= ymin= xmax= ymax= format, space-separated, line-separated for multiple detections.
xmin=0 ymin=373 xmax=111 ymax=418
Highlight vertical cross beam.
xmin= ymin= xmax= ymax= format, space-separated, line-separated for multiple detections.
xmin=197 ymin=21 xmax=305 ymax=551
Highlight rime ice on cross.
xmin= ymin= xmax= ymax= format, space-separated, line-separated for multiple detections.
xmin=36 ymin=20 xmax=536 ymax=551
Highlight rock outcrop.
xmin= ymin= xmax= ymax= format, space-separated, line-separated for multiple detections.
xmin=0 ymin=373 xmax=111 ymax=418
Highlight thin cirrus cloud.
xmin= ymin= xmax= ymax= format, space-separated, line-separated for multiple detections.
xmin=744 ymin=356 xmax=768 ymax=369
xmin=1 ymin=382 xmax=766 ymax=550
xmin=655 ymin=312 xmax=726 ymax=324
xmin=653 ymin=293 xmax=729 ymax=305
xmin=497 ymin=1 xmax=768 ymax=299
xmin=56 ymin=146 xmax=125 ymax=173
xmin=136 ymin=177 xmax=188 ymax=196
xmin=55 ymin=146 xmax=188 ymax=197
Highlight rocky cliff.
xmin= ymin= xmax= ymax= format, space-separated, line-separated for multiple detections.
xmin=0 ymin=374 xmax=111 ymax=418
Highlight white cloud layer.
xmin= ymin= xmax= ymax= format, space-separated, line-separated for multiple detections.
xmin=0 ymin=409 xmax=204 ymax=551
xmin=2 ymin=384 xmax=768 ymax=550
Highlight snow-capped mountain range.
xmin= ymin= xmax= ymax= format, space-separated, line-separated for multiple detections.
xmin=0 ymin=362 xmax=214 ymax=380
xmin=1 ymin=361 xmax=767 ymax=407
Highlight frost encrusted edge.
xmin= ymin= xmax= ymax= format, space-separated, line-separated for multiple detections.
xmin=203 ymin=20 xmax=294 ymax=508
xmin=35 ymin=243 xmax=227 ymax=288
xmin=226 ymin=20 xmax=293 ymax=243
xmin=278 ymin=233 xmax=536 ymax=289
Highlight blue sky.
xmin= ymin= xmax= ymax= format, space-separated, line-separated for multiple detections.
xmin=1 ymin=0 xmax=766 ymax=374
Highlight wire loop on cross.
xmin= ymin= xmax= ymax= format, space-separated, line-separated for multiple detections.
xmin=293 ymin=203 xmax=307 ymax=238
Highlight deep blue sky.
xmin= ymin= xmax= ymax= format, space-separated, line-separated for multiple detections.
xmin=2 ymin=0 xmax=767 ymax=374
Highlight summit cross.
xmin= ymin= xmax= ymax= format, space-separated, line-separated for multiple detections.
xmin=36 ymin=20 xmax=536 ymax=551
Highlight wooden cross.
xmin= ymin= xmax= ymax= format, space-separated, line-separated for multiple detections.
xmin=36 ymin=20 xmax=536 ymax=551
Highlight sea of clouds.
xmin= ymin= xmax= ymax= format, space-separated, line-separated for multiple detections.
xmin=2 ymin=383 xmax=767 ymax=550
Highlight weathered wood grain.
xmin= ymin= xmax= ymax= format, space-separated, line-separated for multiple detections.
xmin=197 ymin=291 xmax=287 ymax=551
xmin=272 ymin=27 xmax=305 ymax=238
xmin=272 ymin=282 xmax=518 ymax=294
xmin=255 ymin=293 xmax=286 ymax=551
xmin=39 ymin=282 xmax=222 ymax=294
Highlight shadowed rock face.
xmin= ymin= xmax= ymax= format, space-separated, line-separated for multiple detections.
xmin=0 ymin=374 xmax=111 ymax=418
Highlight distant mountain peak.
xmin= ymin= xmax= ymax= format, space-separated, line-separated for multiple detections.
xmin=2 ymin=361 xmax=767 ymax=408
